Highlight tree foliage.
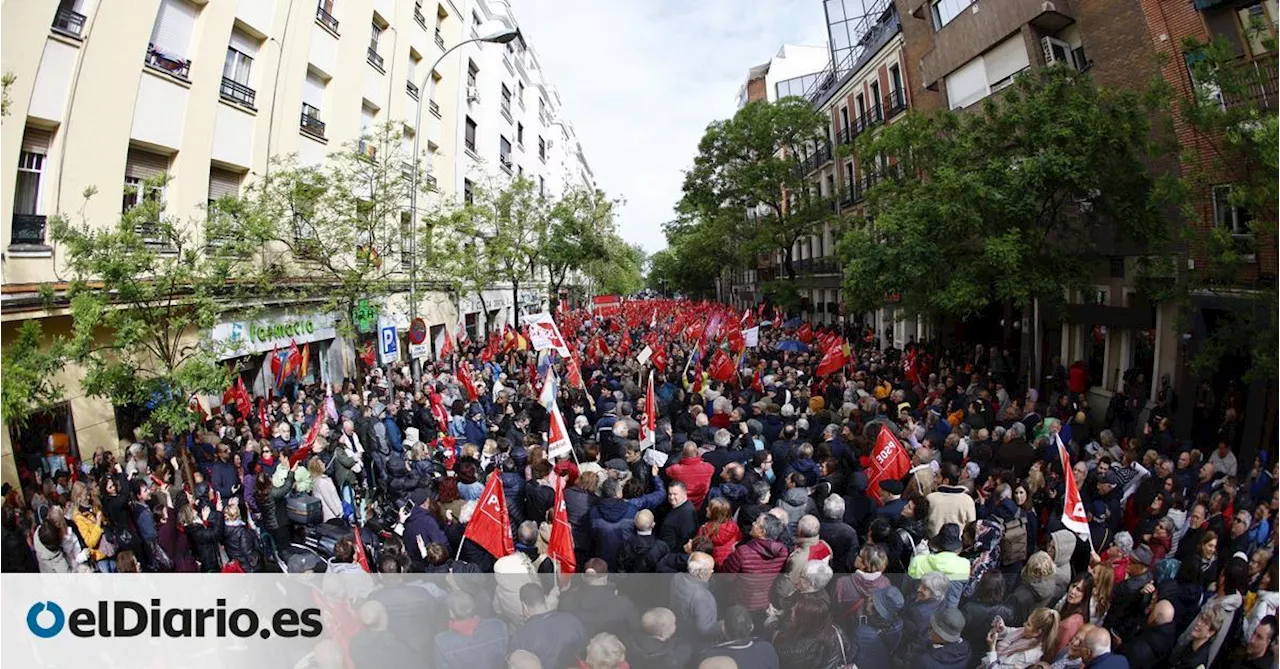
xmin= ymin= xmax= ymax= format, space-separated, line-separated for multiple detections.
xmin=841 ymin=65 xmax=1175 ymax=320
xmin=1 ymin=321 xmax=67 ymax=429
xmin=679 ymin=97 xmax=832 ymax=279
xmin=1161 ymin=35 xmax=1278 ymax=380
xmin=584 ymin=237 xmax=645 ymax=296
xmin=49 ymin=177 xmax=257 ymax=433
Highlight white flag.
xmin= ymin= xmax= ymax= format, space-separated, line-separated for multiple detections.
xmin=522 ymin=312 xmax=571 ymax=356
xmin=743 ymin=326 xmax=760 ymax=348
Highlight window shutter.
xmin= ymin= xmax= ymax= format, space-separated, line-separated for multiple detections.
xmin=125 ymin=148 xmax=170 ymax=180
xmin=21 ymin=127 xmax=52 ymax=155
xmin=303 ymin=72 xmax=324 ymax=107
xmin=150 ymin=0 xmax=199 ymax=60
xmin=208 ymin=167 xmax=241 ymax=200
xmin=945 ymin=56 xmax=987 ymax=109
xmin=984 ymin=35 xmax=1030 ymax=86
xmin=229 ymin=29 xmax=258 ymax=58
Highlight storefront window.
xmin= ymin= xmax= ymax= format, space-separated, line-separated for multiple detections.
xmin=465 ymin=313 xmax=479 ymax=342
xmin=8 ymin=402 xmax=77 ymax=477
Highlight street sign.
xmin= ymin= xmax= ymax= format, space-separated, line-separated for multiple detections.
xmin=378 ymin=318 xmax=400 ymax=364
xmin=408 ymin=317 xmax=427 ymax=345
xmin=409 ymin=343 xmax=429 ymax=360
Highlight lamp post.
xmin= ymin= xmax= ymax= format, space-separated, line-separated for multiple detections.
xmin=407 ymin=23 xmax=519 ymax=379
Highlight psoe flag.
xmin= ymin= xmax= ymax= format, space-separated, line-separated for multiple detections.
xmin=743 ymin=326 xmax=759 ymax=348
xmin=522 ymin=313 xmax=571 ymax=356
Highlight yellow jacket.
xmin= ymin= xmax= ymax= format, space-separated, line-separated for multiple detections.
xmin=73 ymin=511 xmax=105 ymax=561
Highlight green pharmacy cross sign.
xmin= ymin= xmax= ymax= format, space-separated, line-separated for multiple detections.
xmin=353 ymin=300 xmax=379 ymax=334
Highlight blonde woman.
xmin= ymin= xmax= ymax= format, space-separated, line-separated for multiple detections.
xmin=1006 ymin=552 xmax=1059 ymax=625
xmin=1088 ymin=563 xmax=1114 ymax=625
xmin=68 ymin=481 xmax=106 ymax=562
xmin=308 ymin=454 xmax=343 ymax=522
xmin=982 ymin=607 xmax=1060 ymax=669
xmin=581 ymin=632 xmax=627 ymax=669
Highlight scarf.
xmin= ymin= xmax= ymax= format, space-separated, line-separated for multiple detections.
xmin=448 ymin=616 xmax=480 ymax=637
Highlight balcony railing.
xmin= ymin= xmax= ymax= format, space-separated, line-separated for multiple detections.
xmin=220 ymin=77 xmax=256 ymax=108
xmin=792 ymin=256 xmax=841 ymax=276
xmin=423 ymin=174 xmax=437 ymax=191
xmin=316 ymin=4 xmax=339 ymax=33
xmin=434 ymin=29 xmax=446 ymax=50
xmin=52 ymin=6 xmax=87 ymax=37
xmin=884 ymin=88 xmax=907 ymax=118
xmin=838 ymin=125 xmax=854 ymax=145
xmin=11 ymin=213 xmax=47 ymax=245
xmin=300 ymin=103 xmax=326 ymax=139
xmin=1222 ymin=56 xmax=1279 ymax=110
xmin=797 ymin=141 xmax=833 ymax=175
xmin=367 ymin=48 xmax=384 ymax=72
xmin=839 ymin=187 xmax=855 ymax=208
xmin=429 ymin=100 xmax=441 ymax=118
xmin=406 ymin=81 xmax=419 ymax=99
xmin=414 ymin=7 xmax=427 ymax=29
xmin=145 ymin=45 xmax=190 ymax=79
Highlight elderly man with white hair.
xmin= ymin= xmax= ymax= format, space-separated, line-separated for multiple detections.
xmin=670 ymin=552 xmax=720 ymax=644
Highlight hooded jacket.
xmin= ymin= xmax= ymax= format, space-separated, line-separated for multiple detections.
xmin=563 ymin=485 xmax=597 ymax=564
xmin=589 ymin=476 xmax=666 ymax=569
xmin=776 ymin=488 xmax=817 ymax=532
xmin=850 ymin=617 xmax=903 ymax=669
xmin=721 ymin=537 xmax=789 ymax=611
xmin=1006 ymin=576 xmax=1057 ymax=626
xmin=1049 ymin=529 xmax=1078 ymax=600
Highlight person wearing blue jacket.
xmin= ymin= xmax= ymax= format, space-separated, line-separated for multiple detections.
xmin=589 ymin=470 xmax=665 ymax=568
xmin=209 ymin=444 xmax=239 ymax=502
xmin=382 ymin=411 xmax=404 ymax=455
xmin=402 ymin=488 xmax=448 ymax=568
xmin=463 ymin=405 xmax=488 ymax=446
xmin=849 ymin=587 xmax=905 ymax=669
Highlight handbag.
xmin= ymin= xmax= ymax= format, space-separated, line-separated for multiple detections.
xmin=831 ymin=625 xmax=856 ymax=669
xmin=149 ymin=539 xmax=174 ymax=572
xmin=97 ymin=534 xmax=118 ymax=558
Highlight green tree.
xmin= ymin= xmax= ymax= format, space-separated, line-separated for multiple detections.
xmin=679 ymin=98 xmax=832 ymax=279
xmin=224 ymin=123 xmax=431 ymax=331
xmin=842 ymin=66 xmax=1174 ymax=340
xmin=462 ymin=176 xmax=553 ymax=314
xmin=431 ymin=204 xmax=503 ymax=334
xmin=50 ymin=176 xmax=257 ymax=438
xmin=649 ymin=214 xmax=731 ymax=297
xmin=544 ymin=187 xmax=615 ymax=300
xmin=1165 ymin=35 xmax=1278 ymax=380
xmin=584 ymin=237 xmax=644 ymax=296
xmin=1 ymin=321 xmax=67 ymax=429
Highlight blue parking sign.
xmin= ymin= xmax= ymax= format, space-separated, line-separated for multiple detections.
xmin=378 ymin=319 xmax=400 ymax=364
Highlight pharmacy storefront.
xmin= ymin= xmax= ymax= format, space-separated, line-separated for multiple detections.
xmin=209 ymin=309 xmax=347 ymax=397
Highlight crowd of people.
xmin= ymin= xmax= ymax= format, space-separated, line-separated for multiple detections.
xmin=2 ymin=299 xmax=1275 ymax=669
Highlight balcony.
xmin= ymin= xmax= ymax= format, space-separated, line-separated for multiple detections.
xmin=414 ymin=7 xmax=427 ymax=29
xmin=917 ymin=0 xmax=1073 ymax=88
xmin=792 ymin=256 xmax=841 ymax=276
xmin=884 ymin=88 xmax=907 ymax=119
xmin=499 ymin=156 xmax=513 ymax=174
xmin=837 ymin=125 xmax=854 ymax=146
xmin=429 ymin=100 xmax=441 ymax=118
xmin=406 ymin=81 xmax=419 ymax=100
xmin=51 ymin=6 xmax=87 ymax=38
xmin=434 ymin=29 xmax=446 ymax=50
xmin=797 ymin=141 xmax=833 ymax=175
xmin=316 ymin=4 xmax=339 ymax=33
xmin=11 ymin=213 xmax=47 ymax=246
xmin=1222 ymin=56 xmax=1279 ymax=110
xmin=300 ymin=103 xmax=326 ymax=139
xmin=367 ymin=48 xmax=384 ymax=72
xmin=144 ymin=45 xmax=190 ymax=79
xmin=839 ymin=187 xmax=855 ymax=208
xmin=220 ymin=77 xmax=256 ymax=108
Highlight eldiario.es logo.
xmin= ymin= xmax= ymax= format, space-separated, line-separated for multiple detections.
xmin=26 ymin=599 xmax=322 ymax=639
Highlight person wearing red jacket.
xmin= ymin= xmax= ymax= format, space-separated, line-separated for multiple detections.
xmin=666 ymin=443 xmax=714 ymax=510
xmin=721 ymin=512 xmax=790 ymax=614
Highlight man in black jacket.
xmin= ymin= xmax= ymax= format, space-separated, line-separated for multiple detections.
xmin=818 ymin=495 xmax=859 ymax=572
xmin=1120 ymin=599 xmax=1177 ymax=669
xmin=658 ymin=481 xmax=697 ymax=554
xmin=617 ymin=510 xmax=670 ymax=574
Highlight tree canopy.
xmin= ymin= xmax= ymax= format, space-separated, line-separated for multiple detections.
xmin=841 ymin=65 xmax=1175 ymax=320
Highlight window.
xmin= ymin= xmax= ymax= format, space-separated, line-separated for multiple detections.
xmin=147 ymin=0 xmax=198 ymax=76
xmin=472 ymin=11 xmax=481 ymax=26
xmin=463 ymin=179 xmax=474 ymax=204
xmin=368 ymin=22 xmax=385 ymax=70
xmin=946 ymin=35 xmax=1030 ymax=109
xmin=302 ymin=70 xmax=326 ymax=137
xmin=538 ymin=136 xmax=546 ymax=161
xmin=466 ymin=60 xmax=478 ymax=88
xmin=839 ymin=107 xmax=849 ymax=132
xmin=854 ymin=93 xmax=866 ymax=126
xmin=499 ymin=136 xmax=512 ymax=171
xmin=1213 ymin=185 xmax=1254 ymax=235
xmin=538 ymin=176 xmax=545 ymax=197
xmin=931 ymin=0 xmax=973 ymax=30
xmin=869 ymin=81 xmax=882 ymax=119
xmin=517 ymin=122 xmax=524 ymax=146
xmin=360 ymin=104 xmax=376 ymax=136
xmin=12 ymin=127 xmax=51 ymax=245
xmin=207 ymin=167 xmax=241 ymax=204
xmin=889 ymin=63 xmax=903 ymax=94
xmin=844 ymin=162 xmax=854 ymax=189
xmin=501 ymin=84 xmax=512 ymax=116
xmin=124 ymin=148 xmax=169 ymax=243
xmin=400 ymin=211 xmax=413 ymax=268
xmin=517 ymin=81 xmax=525 ymax=107
xmin=1238 ymin=2 xmax=1278 ymax=57
xmin=221 ymin=30 xmax=257 ymax=107
xmin=464 ymin=116 xmax=477 ymax=152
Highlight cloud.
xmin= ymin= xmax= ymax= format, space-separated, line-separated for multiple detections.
xmin=513 ymin=0 xmax=828 ymax=254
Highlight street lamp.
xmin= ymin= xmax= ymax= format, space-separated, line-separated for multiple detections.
xmin=407 ymin=22 xmax=519 ymax=379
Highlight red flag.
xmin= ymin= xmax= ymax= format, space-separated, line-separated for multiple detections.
xmin=1057 ymin=433 xmax=1091 ymax=542
xmin=639 ymin=370 xmax=657 ymax=450
xmin=751 ymin=369 xmax=764 ymax=394
xmin=691 ymin=362 xmax=704 ymax=394
xmin=428 ymin=391 xmax=450 ymax=436
xmin=455 ymin=322 xmax=471 ymax=349
xmin=866 ymin=425 xmax=911 ymax=500
xmin=437 ymin=326 xmax=455 ymax=359
xmin=707 ymin=349 xmax=735 ymax=383
xmin=456 ymin=363 xmax=480 ymax=402
xmin=359 ymin=341 xmax=377 ymax=367
xmin=234 ymin=376 xmax=252 ymax=419
xmin=280 ymin=339 xmax=302 ymax=388
xmin=188 ymin=393 xmax=209 ymax=422
xmin=727 ymin=327 xmax=745 ymax=354
xmin=797 ymin=322 xmax=814 ymax=344
xmin=651 ymin=347 xmax=668 ymax=373
xmin=464 ymin=474 xmax=515 ymax=559
xmin=299 ymin=343 xmax=311 ymax=380
xmin=566 ymin=351 xmax=585 ymax=389
xmin=904 ymin=348 xmax=919 ymax=384
xmin=351 ymin=522 xmax=371 ymax=572
xmin=815 ymin=340 xmax=851 ymax=377
xmin=547 ymin=476 xmax=576 ymax=575
xmin=619 ymin=331 xmax=633 ymax=357
xmin=269 ymin=343 xmax=282 ymax=385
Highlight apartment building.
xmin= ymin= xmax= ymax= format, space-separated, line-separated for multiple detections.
xmin=0 ymin=0 xmax=593 ymax=486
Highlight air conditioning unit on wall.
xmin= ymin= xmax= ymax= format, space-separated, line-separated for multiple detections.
xmin=466 ymin=85 xmax=480 ymax=103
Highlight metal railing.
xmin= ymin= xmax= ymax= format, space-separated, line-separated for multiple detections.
xmin=145 ymin=45 xmax=190 ymax=79
xmin=11 ymin=214 xmax=46 ymax=245
xmin=423 ymin=174 xmax=437 ymax=191
xmin=220 ymin=77 xmax=256 ymax=107
xmin=52 ymin=6 xmax=87 ymax=37
xmin=414 ymin=7 xmax=427 ymax=29
xmin=406 ymin=81 xmax=419 ymax=99
xmin=1223 ymin=55 xmax=1279 ymax=110
xmin=367 ymin=48 xmax=384 ymax=71
xmin=300 ymin=103 xmax=326 ymax=138
xmin=316 ymin=4 xmax=339 ymax=33
xmin=434 ymin=29 xmax=446 ymax=50
xmin=429 ymin=100 xmax=441 ymax=118
xmin=884 ymin=88 xmax=907 ymax=118
xmin=464 ymin=135 xmax=476 ymax=152
xmin=792 ymin=256 xmax=841 ymax=276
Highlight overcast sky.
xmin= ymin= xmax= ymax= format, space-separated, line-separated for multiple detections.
xmin=514 ymin=0 xmax=829 ymax=254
